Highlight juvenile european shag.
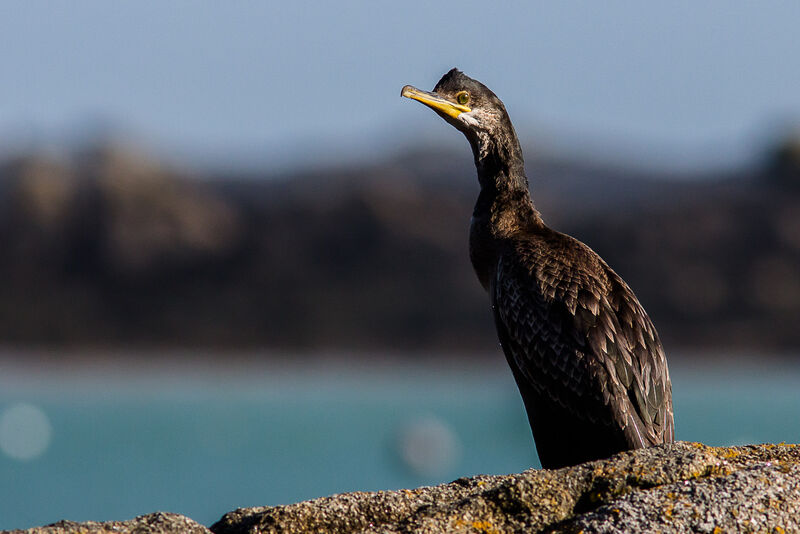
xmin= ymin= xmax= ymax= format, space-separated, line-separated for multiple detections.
xmin=402 ymin=69 xmax=674 ymax=469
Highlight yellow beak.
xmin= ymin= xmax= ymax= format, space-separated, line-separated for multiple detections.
xmin=401 ymin=85 xmax=471 ymax=119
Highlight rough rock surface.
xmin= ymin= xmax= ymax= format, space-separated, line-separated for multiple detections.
xmin=12 ymin=443 xmax=800 ymax=534
xmin=12 ymin=512 xmax=211 ymax=534
xmin=212 ymin=442 xmax=800 ymax=534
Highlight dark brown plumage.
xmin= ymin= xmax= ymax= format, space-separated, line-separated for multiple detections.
xmin=402 ymin=69 xmax=674 ymax=469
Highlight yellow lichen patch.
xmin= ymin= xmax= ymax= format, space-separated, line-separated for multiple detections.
xmin=719 ymin=449 xmax=740 ymax=459
xmin=593 ymin=465 xmax=617 ymax=476
xmin=477 ymin=481 xmax=486 ymax=487
xmin=701 ymin=463 xmax=731 ymax=478
xmin=451 ymin=517 xmax=500 ymax=534
xmin=470 ymin=520 xmax=499 ymax=534
xmin=712 ymin=527 xmax=723 ymax=534
xmin=662 ymin=505 xmax=673 ymax=519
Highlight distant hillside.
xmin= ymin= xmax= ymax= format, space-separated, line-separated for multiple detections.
xmin=0 ymin=138 xmax=798 ymax=354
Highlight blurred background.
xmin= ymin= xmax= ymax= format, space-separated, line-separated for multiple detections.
xmin=2 ymin=0 xmax=800 ymax=529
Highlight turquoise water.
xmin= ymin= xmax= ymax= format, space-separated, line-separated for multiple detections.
xmin=1 ymin=354 xmax=799 ymax=530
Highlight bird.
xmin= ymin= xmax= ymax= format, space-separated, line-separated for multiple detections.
xmin=401 ymin=69 xmax=674 ymax=469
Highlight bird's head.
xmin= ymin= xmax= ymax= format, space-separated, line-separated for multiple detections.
xmin=402 ymin=68 xmax=513 ymax=137
xmin=402 ymin=69 xmax=522 ymax=176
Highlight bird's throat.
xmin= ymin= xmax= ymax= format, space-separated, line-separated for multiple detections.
xmin=470 ymin=129 xmax=535 ymax=224
xmin=469 ymin=128 xmax=527 ymax=194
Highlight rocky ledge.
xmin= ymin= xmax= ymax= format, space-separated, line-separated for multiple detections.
xmin=15 ymin=442 xmax=800 ymax=534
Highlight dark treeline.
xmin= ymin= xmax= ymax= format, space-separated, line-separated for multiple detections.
xmin=1 ymin=137 xmax=799 ymax=355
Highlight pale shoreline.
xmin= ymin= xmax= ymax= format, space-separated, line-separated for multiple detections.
xmin=0 ymin=345 xmax=799 ymax=389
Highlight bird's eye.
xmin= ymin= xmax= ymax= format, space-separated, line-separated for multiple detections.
xmin=456 ymin=91 xmax=470 ymax=106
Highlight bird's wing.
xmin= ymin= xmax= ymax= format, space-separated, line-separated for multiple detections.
xmin=493 ymin=233 xmax=673 ymax=446
xmin=603 ymin=265 xmax=674 ymax=444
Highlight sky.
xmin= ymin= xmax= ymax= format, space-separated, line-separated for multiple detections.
xmin=1 ymin=1 xmax=799 ymax=171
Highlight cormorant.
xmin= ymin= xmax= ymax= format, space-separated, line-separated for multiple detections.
xmin=401 ymin=69 xmax=674 ymax=469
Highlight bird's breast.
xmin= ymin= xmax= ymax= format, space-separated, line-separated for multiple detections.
xmin=469 ymin=215 xmax=497 ymax=291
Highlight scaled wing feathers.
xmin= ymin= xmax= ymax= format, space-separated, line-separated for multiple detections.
xmin=493 ymin=233 xmax=674 ymax=447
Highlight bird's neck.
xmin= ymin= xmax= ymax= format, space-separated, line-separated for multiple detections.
xmin=469 ymin=130 xmax=542 ymax=232
xmin=470 ymin=128 xmax=525 ymax=189
xmin=468 ymin=131 xmax=543 ymax=290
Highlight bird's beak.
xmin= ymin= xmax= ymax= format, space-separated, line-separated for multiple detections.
xmin=401 ymin=85 xmax=471 ymax=119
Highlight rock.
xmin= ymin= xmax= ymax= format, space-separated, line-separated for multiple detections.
xmin=7 ymin=445 xmax=800 ymax=533
xmin=13 ymin=512 xmax=211 ymax=534
xmin=211 ymin=442 xmax=800 ymax=534
xmin=553 ymin=462 xmax=800 ymax=533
